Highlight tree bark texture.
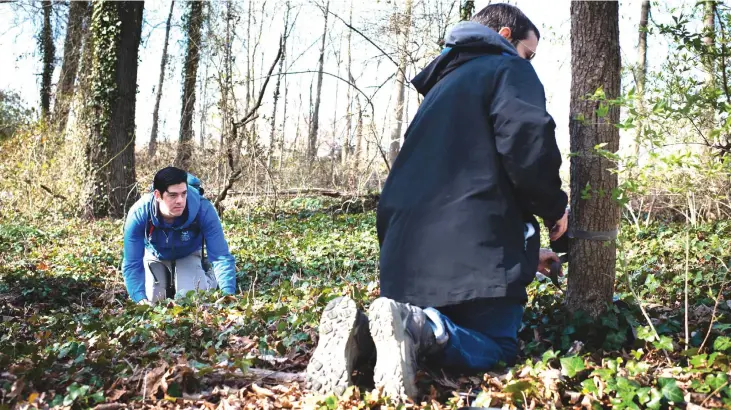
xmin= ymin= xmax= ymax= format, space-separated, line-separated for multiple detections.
xmin=308 ymin=0 xmax=329 ymax=163
xmin=460 ymin=0 xmax=475 ymax=21
xmin=388 ymin=0 xmax=413 ymax=166
xmin=634 ymin=0 xmax=649 ymax=157
xmin=176 ymin=0 xmax=204 ymax=172
xmin=268 ymin=33 xmax=286 ymax=169
xmin=84 ymin=1 xmax=143 ymax=219
xmin=342 ymin=0 xmax=353 ymax=168
xmin=567 ymin=1 xmax=621 ymax=318
xmin=703 ymin=1 xmax=716 ymax=87
xmin=148 ymin=0 xmax=175 ymax=158
xmin=40 ymin=0 xmax=55 ymax=122
xmin=55 ymin=0 xmax=90 ymax=134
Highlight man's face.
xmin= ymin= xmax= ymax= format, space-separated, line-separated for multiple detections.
xmin=155 ymin=182 xmax=187 ymax=219
xmin=498 ymin=27 xmax=539 ymax=61
xmin=515 ymin=30 xmax=538 ymax=61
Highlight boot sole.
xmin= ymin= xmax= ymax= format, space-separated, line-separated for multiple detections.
xmin=369 ymin=297 xmax=419 ymax=400
xmin=306 ymin=296 xmax=359 ymax=396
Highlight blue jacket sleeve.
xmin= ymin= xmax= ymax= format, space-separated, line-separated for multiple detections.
xmin=200 ymin=201 xmax=237 ymax=294
xmin=122 ymin=201 xmax=148 ymax=302
xmin=489 ymin=57 xmax=568 ymax=222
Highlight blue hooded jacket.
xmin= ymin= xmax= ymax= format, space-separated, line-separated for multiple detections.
xmin=122 ymin=174 xmax=237 ymax=302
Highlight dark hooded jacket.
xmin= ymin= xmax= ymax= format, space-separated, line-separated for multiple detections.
xmin=377 ymin=22 xmax=567 ymax=307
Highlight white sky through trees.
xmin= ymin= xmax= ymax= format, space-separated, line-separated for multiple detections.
xmin=0 ymin=0 xmax=689 ymax=163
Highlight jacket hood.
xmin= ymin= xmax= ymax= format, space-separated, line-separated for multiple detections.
xmin=444 ymin=21 xmax=518 ymax=54
xmin=147 ymin=180 xmax=201 ymax=229
xmin=412 ymin=22 xmax=518 ymax=96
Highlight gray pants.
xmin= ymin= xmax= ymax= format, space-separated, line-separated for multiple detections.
xmin=143 ymin=250 xmax=217 ymax=302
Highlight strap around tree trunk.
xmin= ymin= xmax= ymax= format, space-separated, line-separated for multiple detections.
xmin=568 ymin=227 xmax=618 ymax=241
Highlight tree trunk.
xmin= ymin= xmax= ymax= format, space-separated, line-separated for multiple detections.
xmin=39 ymin=0 xmax=55 ymax=122
xmin=245 ymin=1 xmax=252 ymax=115
xmin=268 ymin=34 xmax=285 ymax=169
xmin=702 ymin=0 xmax=717 ymax=149
xmin=72 ymin=6 xmax=95 ymax=129
xmin=217 ymin=2 xmax=234 ymax=194
xmin=634 ymin=0 xmax=649 ymax=158
xmin=83 ymin=1 xmax=143 ymax=219
xmin=388 ymin=0 xmax=413 ymax=166
xmin=342 ymin=0 xmax=353 ymax=168
xmin=354 ymin=95 xmax=363 ymax=178
xmin=566 ymin=1 xmax=621 ymax=318
xmin=176 ymin=0 xmax=204 ymax=171
xmin=200 ymin=58 xmax=209 ymax=149
xmin=460 ymin=0 xmax=475 ymax=21
xmin=279 ymin=14 xmax=291 ymax=175
xmin=703 ymin=1 xmax=716 ymax=87
xmin=331 ymin=34 xmax=342 ymax=182
xmin=308 ymin=0 xmax=330 ymax=163
xmin=149 ymin=0 xmax=175 ymax=158
xmin=55 ymin=0 xmax=89 ymax=134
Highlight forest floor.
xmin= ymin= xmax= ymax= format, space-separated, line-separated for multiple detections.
xmin=1 ymin=197 xmax=730 ymax=409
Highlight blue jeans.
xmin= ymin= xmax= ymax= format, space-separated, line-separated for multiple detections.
xmin=427 ymin=298 xmax=524 ymax=372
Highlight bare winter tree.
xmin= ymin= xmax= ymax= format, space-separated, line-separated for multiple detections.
xmin=148 ymin=0 xmax=175 ymax=158
xmin=566 ymin=1 xmax=621 ymax=317
xmin=176 ymin=0 xmax=204 ymax=171
xmin=308 ymin=0 xmax=330 ymax=163
xmin=268 ymin=3 xmax=291 ymax=169
xmin=55 ymin=0 xmax=90 ymax=134
xmin=39 ymin=0 xmax=54 ymax=122
xmin=342 ymin=0 xmax=354 ymax=168
xmin=388 ymin=0 xmax=413 ymax=165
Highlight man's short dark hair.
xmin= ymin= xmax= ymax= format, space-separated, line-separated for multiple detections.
xmin=471 ymin=3 xmax=540 ymax=42
xmin=153 ymin=166 xmax=187 ymax=194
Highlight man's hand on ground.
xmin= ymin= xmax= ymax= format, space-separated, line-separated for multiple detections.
xmin=549 ymin=210 xmax=568 ymax=241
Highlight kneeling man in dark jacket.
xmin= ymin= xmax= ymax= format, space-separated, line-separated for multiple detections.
xmin=306 ymin=3 xmax=568 ymax=400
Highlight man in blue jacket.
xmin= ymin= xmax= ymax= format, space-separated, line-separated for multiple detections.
xmin=306 ymin=3 xmax=568 ymax=400
xmin=122 ymin=166 xmax=237 ymax=304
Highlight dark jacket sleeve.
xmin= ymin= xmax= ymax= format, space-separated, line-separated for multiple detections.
xmin=488 ymin=57 xmax=568 ymax=222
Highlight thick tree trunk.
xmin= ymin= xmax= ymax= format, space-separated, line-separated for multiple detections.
xmin=388 ymin=0 xmax=413 ymax=166
xmin=84 ymin=1 xmax=143 ymax=219
xmin=308 ymin=0 xmax=329 ymax=163
xmin=39 ymin=0 xmax=55 ymax=122
xmin=634 ymin=0 xmax=649 ymax=158
xmin=566 ymin=1 xmax=621 ymax=318
xmin=148 ymin=0 xmax=175 ymax=158
xmin=55 ymin=1 xmax=89 ymax=134
xmin=176 ymin=0 xmax=204 ymax=171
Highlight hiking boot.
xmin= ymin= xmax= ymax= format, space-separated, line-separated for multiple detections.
xmin=368 ymin=297 xmax=443 ymax=401
xmin=306 ymin=296 xmax=374 ymax=396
